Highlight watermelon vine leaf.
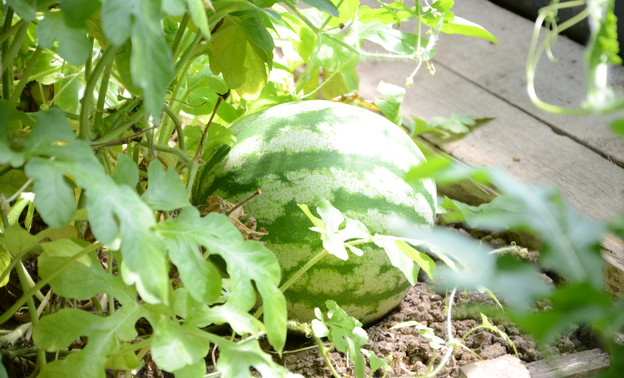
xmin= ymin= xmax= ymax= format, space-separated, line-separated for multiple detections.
xmin=34 ymin=305 xmax=146 ymax=378
xmin=156 ymin=208 xmax=287 ymax=352
xmin=141 ymin=160 xmax=190 ymax=211
xmin=312 ymin=300 xmax=370 ymax=378
xmin=204 ymin=333 xmax=300 ymax=378
xmin=37 ymin=11 xmax=92 ymax=66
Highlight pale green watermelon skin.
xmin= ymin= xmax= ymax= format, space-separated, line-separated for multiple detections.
xmin=193 ymin=100 xmax=436 ymax=324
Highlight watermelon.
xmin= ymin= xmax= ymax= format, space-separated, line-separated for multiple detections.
xmin=193 ymin=100 xmax=436 ymax=324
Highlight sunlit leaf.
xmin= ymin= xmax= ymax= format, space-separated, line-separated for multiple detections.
xmin=151 ymin=317 xmax=211 ymax=372
xmin=204 ymin=334 xmax=297 ymax=377
xmin=440 ymin=16 xmax=498 ymax=44
xmin=157 ymin=207 xmax=223 ymax=304
xmin=112 ymin=154 xmax=139 ymax=188
xmin=37 ymin=11 xmax=92 ymax=66
xmin=35 ymin=305 xmax=144 ymax=378
xmin=157 ymin=208 xmax=286 ymax=352
xmin=141 ymin=160 xmax=190 ymax=211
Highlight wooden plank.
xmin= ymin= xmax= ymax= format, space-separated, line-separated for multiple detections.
xmin=459 ymin=355 xmax=530 ymax=378
xmin=525 ymin=348 xmax=610 ymax=377
xmin=357 ymin=60 xmax=624 ymax=224
xmin=430 ymin=0 xmax=624 ymax=167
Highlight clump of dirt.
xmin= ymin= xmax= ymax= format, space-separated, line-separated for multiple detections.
xmin=274 ymin=281 xmax=593 ymax=377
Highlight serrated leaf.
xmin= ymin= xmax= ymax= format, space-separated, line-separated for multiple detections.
xmin=157 ymin=207 xmax=222 ymax=304
xmin=321 ymin=300 xmax=367 ymax=378
xmin=25 ymin=159 xmax=77 ymax=228
xmin=141 ymin=160 xmax=190 ymax=211
xmin=305 ymin=200 xmax=370 ymax=261
xmin=130 ymin=1 xmax=174 ymax=119
xmin=372 ymin=236 xmax=436 ymax=284
xmin=23 ymin=107 xmax=75 ymax=157
xmin=38 ymin=239 xmax=134 ymax=302
xmin=151 ymin=317 xmax=211 ymax=372
xmin=37 ymin=11 xmax=92 ymax=66
xmin=204 ymin=334 xmax=297 ymax=378
xmin=35 ymin=305 xmax=144 ymax=378
xmin=157 ymin=209 xmax=286 ymax=351
xmin=100 ymin=0 xmax=174 ymax=118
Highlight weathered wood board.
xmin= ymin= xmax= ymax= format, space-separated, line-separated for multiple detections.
xmin=357 ymin=0 xmax=624 ymax=297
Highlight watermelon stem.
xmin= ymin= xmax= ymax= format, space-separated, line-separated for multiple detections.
xmin=253 ymin=248 xmax=329 ymax=319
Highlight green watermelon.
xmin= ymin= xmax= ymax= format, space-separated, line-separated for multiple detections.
xmin=193 ymin=100 xmax=436 ymax=324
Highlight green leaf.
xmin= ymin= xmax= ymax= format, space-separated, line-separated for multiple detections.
xmin=7 ymin=0 xmax=38 ymax=21
xmin=611 ymin=118 xmax=624 ymax=138
xmin=151 ymin=317 xmax=211 ymax=372
xmin=0 ymin=247 xmax=10 ymax=287
xmin=100 ymin=0 xmax=174 ymax=118
xmin=37 ymin=11 xmax=93 ymax=66
xmin=130 ymin=1 xmax=174 ymax=119
xmin=304 ymin=200 xmax=370 ymax=261
xmin=35 ymin=305 xmax=144 ymax=378
xmin=356 ymin=22 xmax=424 ymax=55
xmin=186 ymin=0 xmax=211 ymax=39
xmin=163 ymin=0 xmax=185 ymax=16
xmin=100 ymin=0 xmax=132 ymax=45
xmin=312 ymin=34 xmax=359 ymax=72
xmin=141 ymin=160 xmax=190 ymax=211
xmin=235 ymin=10 xmax=274 ymax=51
xmin=38 ymin=239 xmax=134 ymax=302
xmin=112 ymin=154 xmax=139 ymax=188
xmin=23 ymin=107 xmax=75 ymax=157
xmin=440 ymin=16 xmax=498 ymax=44
xmin=204 ymin=334 xmax=296 ymax=378
xmin=24 ymin=159 xmax=77 ymax=228
xmin=302 ymin=0 xmax=339 ymax=17
xmin=172 ymin=360 xmax=206 ymax=378
xmin=374 ymin=81 xmax=405 ymax=125
xmin=59 ymin=0 xmax=101 ymax=27
xmin=2 ymin=224 xmax=40 ymax=257
xmin=317 ymin=300 xmax=367 ymax=378
xmin=401 ymin=227 xmax=551 ymax=311
xmin=53 ymin=76 xmax=83 ymax=113
xmin=158 ymin=209 xmax=286 ymax=351
xmin=157 ymin=207 xmax=222 ymax=304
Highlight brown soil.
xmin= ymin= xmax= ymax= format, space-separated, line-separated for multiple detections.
xmin=274 ymin=281 xmax=594 ymax=377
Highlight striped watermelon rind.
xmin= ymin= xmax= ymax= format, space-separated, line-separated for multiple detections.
xmin=193 ymin=100 xmax=436 ymax=324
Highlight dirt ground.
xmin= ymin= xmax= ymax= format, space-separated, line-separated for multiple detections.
xmin=274 ymin=278 xmax=596 ymax=377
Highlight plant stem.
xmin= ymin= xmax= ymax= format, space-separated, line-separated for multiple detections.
xmin=94 ymin=52 xmax=115 ymax=134
xmin=162 ymin=103 xmax=185 ymax=150
xmin=10 ymin=47 xmax=42 ymax=104
xmin=314 ymin=334 xmax=341 ymax=378
xmin=423 ymin=288 xmax=457 ymax=378
xmin=171 ymin=13 xmax=190 ymax=58
xmin=78 ymin=47 xmax=118 ymax=140
xmin=15 ymin=262 xmax=46 ymax=368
